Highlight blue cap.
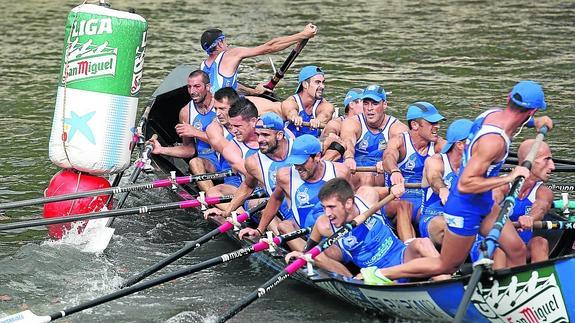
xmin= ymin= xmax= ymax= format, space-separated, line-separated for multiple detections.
xmin=256 ymin=112 xmax=285 ymax=131
xmin=509 ymin=80 xmax=547 ymax=110
xmin=441 ymin=119 xmax=474 ymax=153
xmin=406 ymin=102 xmax=446 ymax=123
xmin=295 ymin=65 xmax=324 ymax=93
xmin=343 ymin=88 xmax=363 ymax=107
xmin=361 ymin=85 xmax=387 ymax=102
xmin=285 ymin=134 xmax=322 ymax=165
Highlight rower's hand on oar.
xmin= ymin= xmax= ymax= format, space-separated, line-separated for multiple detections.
xmin=375 ymin=161 xmax=385 ymax=174
xmin=238 ymin=227 xmax=261 ymax=240
xmin=284 ymin=250 xmax=304 ymax=264
xmin=147 ymin=137 xmax=163 ymax=155
xmin=439 ymin=187 xmax=450 ymax=205
xmin=534 ymin=116 xmax=553 ymax=132
xmin=507 ymin=165 xmax=531 ymax=183
xmin=390 ymin=169 xmax=405 ymax=185
xmin=517 ymin=215 xmax=534 ymax=232
xmin=344 ymin=156 xmax=356 ymax=172
xmin=309 ymin=118 xmax=322 ymax=129
xmin=390 ymin=184 xmax=405 ymax=199
xmin=302 ymin=23 xmax=318 ymax=39
xmin=289 ymin=112 xmax=303 ymax=129
xmin=175 ymin=123 xmax=201 ymax=138
xmin=203 ymin=207 xmax=223 ymax=220
xmin=253 ymin=82 xmax=273 ymax=95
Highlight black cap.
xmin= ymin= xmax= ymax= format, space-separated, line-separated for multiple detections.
xmin=201 ymin=28 xmax=223 ymax=51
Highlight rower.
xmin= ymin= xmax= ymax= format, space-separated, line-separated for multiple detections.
xmin=217 ymin=112 xmax=294 ymax=220
xmin=282 ymin=65 xmax=335 ymax=138
xmin=380 ymin=101 xmax=447 ymax=222
xmin=202 ymin=87 xmax=245 ymax=209
xmin=284 ymin=177 xmax=444 ymax=282
xmin=340 ymin=84 xmax=409 ymax=188
xmin=419 ymin=119 xmax=473 ymax=249
xmin=372 ymin=80 xmax=553 ymax=281
xmin=148 ymin=70 xmax=219 ymax=192
xmin=322 ymin=88 xmax=363 ymax=161
xmin=239 ymin=135 xmax=350 ymax=266
xmin=490 ymin=139 xmax=555 ymax=267
xmin=200 ymin=24 xmax=317 ymax=95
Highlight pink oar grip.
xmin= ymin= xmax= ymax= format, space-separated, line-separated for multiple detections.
xmin=217 ymin=213 xmax=248 ymax=233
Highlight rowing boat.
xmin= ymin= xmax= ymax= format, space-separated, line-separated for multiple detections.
xmin=145 ymin=65 xmax=575 ymax=322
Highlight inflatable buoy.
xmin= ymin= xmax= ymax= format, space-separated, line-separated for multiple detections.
xmin=48 ymin=4 xmax=148 ymax=174
xmin=43 ymin=169 xmax=111 ymax=239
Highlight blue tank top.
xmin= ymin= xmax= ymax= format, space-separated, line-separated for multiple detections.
xmin=354 ymin=114 xmax=396 ymax=166
xmin=286 ymin=94 xmax=322 ymax=138
xmin=200 ymin=51 xmax=238 ymax=93
xmin=510 ymin=181 xmax=542 ymax=243
xmin=257 ymin=139 xmax=293 ymax=217
xmin=422 ymin=153 xmax=457 ymax=213
xmin=189 ymin=101 xmax=216 ymax=156
xmin=386 ymin=132 xmax=435 ymax=201
xmin=289 ymin=161 xmax=337 ymax=229
xmin=446 ymin=109 xmax=511 ymax=216
xmin=218 ymin=123 xmax=235 ymax=171
xmin=332 ymin=196 xmax=406 ymax=268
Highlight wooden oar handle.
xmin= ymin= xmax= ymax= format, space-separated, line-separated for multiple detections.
xmin=298 ymin=121 xmax=326 ymax=129
xmin=513 ymin=220 xmax=575 ymax=230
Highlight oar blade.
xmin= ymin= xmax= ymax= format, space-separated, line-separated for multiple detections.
xmin=0 ymin=310 xmax=51 ymax=323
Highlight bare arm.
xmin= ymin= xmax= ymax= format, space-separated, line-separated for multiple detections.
xmin=458 ymin=135 xmax=524 ymax=194
xmin=221 ymin=24 xmax=317 ymax=76
xmin=333 ymin=162 xmax=351 ymax=182
xmin=280 ymin=97 xmax=299 ymax=122
xmin=340 ymin=117 xmax=360 ymax=169
xmin=382 ymin=134 xmax=405 ymax=185
xmin=314 ymin=102 xmax=335 ymax=125
xmin=206 ymin=121 xmax=226 ymax=153
xmin=150 ymin=107 xmax=196 ymax=158
xmin=528 ymin=186 xmax=553 ymax=221
xmin=223 ymin=157 xmax=259 ymax=216
xmin=221 ymin=140 xmax=248 ymax=176
xmin=256 ymin=168 xmax=289 ymax=233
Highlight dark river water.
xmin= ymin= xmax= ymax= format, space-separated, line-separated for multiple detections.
xmin=0 ymin=0 xmax=574 ymax=322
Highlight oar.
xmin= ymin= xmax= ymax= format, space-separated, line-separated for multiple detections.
xmin=297 ymin=121 xmax=325 ymax=129
xmin=121 ymin=201 xmax=268 ymax=288
xmin=0 ymin=191 xmax=264 ymax=231
xmin=500 ymin=164 xmax=575 ymax=172
xmin=508 ymin=151 xmax=575 ymax=166
xmin=264 ymin=39 xmax=308 ymax=90
xmin=0 ymin=227 xmax=309 ymax=323
xmin=0 ymin=170 xmax=234 ymax=212
xmin=217 ymin=193 xmax=397 ymax=323
xmin=453 ymin=126 xmax=548 ymax=323
xmin=548 ymin=183 xmax=575 ymax=192
xmin=513 ymin=220 xmax=575 ymax=230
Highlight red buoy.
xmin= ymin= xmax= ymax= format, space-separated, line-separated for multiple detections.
xmin=43 ymin=169 xmax=111 ymax=239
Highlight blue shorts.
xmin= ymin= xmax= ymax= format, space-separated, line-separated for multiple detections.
xmin=419 ymin=207 xmax=442 ymax=239
xmin=443 ymin=189 xmax=493 ymax=237
xmin=198 ymin=151 xmax=221 ymax=172
xmin=223 ymin=175 xmax=242 ymax=188
xmin=400 ymin=189 xmax=423 ymax=222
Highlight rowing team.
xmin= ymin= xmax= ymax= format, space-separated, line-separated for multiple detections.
xmin=148 ymin=63 xmax=554 ymax=283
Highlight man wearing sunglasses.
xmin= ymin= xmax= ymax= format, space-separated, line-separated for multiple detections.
xmin=282 ymin=65 xmax=335 ymax=138
xmin=200 ymin=24 xmax=317 ymax=95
